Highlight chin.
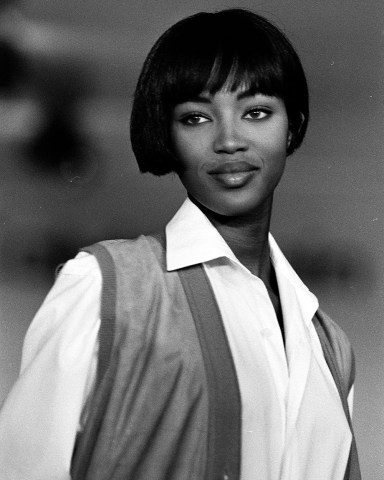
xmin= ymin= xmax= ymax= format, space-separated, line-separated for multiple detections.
xmin=203 ymin=195 xmax=272 ymax=220
xmin=222 ymin=191 xmax=271 ymax=214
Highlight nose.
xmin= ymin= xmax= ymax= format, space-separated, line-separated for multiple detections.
xmin=213 ymin=120 xmax=248 ymax=154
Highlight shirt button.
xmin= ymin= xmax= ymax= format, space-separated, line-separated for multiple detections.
xmin=261 ymin=328 xmax=272 ymax=338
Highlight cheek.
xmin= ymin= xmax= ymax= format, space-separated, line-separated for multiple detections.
xmin=171 ymin=131 xmax=194 ymax=167
xmin=172 ymin=138 xmax=207 ymax=176
xmin=171 ymin=142 xmax=203 ymax=192
xmin=260 ymin=127 xmax=289 ymax=168
xmin=177 ymin=164 xmax=206 ymax=196
xmin=256 ymin=129 xmax=288 ymax=183
xmin=263 ymin=121 xmax=289 ymax=150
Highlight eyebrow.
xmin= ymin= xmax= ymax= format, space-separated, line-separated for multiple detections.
xmin=184 ymin=88 xmax=265 ymax=104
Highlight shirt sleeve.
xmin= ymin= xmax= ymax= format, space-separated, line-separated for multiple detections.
xmin=0 ymin=252 xmax=101 ymax=480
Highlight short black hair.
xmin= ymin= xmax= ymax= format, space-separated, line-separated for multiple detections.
xmin=130 ymin=8 xmax=309 ymax=176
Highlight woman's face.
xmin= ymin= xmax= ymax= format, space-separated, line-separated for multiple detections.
xmin=170 ymin=88 xmax=291 ymax=218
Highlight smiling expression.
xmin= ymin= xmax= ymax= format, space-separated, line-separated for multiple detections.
xmin=170 ymin=88 xmax=291 ymax=218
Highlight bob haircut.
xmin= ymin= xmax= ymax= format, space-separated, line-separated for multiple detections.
xmin=130 ymin=8 xmax=309 ymax=176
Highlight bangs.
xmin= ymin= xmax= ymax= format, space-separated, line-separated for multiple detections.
xmin=161 ymin=23 xmax=287 ymax=106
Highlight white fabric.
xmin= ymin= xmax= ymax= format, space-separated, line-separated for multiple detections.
xmin=0 ymin=198 xmax=352 ymax=480
xmin=0 ymin=253 xmax=100 ymax=480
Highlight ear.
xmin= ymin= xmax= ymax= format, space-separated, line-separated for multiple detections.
xmin=287 ymin=113 xmax=305 ymax=153
xmin=287 ymin=130 xmax=293 ymax=150
xmin=297 ymin=112 xmax=305 ymax=135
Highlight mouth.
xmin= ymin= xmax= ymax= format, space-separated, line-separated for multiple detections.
xmin=207 ymin=161 xmax=258 ymax=175
xmin=207 ymin=161 xmax=259 ymax=188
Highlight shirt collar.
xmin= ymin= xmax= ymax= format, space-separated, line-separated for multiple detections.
xmin=269 ymin=234 xmax=314 ymax=297
xmin=268 ymin=234 xmax=319 ymax=324
xmin=166 ymin=197 xmax=318 ymax=322
xmin=166 ymin=198 xmax=237 ymax=271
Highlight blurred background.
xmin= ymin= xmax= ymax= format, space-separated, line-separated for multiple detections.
xmin=0 ymin=0 xmax=382 ymax=477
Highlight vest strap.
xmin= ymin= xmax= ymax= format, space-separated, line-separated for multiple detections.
xmin=82 ymin=244 xmax=117 ymax=388
xmin=178 ymin=264 xmax=242 ymax=480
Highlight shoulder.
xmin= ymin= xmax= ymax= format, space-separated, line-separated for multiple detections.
xmin=315 ymin=309 xmax=355 ymax=392
xmin=21 ymin=250 xmax=101 ymax=373
xmin=82 ymin=234 xmax=166 ymax=272
xmin=58 ymin=250 xmax=101 ymax=277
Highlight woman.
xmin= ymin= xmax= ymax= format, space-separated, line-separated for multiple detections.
xmin=0 ymin=8 xmax=360 ymax=480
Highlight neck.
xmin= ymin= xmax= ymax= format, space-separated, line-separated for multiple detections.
xmin=190 ymin=195 xmax=274 ymax=286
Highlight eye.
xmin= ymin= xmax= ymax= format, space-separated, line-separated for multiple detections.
xmin=244 ymin=108 xmax=271 ymax=120
xmin=179 ymin=113 xmax=210 ymax=126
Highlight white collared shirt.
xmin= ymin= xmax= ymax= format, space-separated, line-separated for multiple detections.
xmin=0 ymin=198 xmax=352 ymax=480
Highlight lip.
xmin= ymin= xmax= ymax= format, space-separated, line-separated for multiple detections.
xmin=207 ymin=161 xmax=259 ymax=188
xmin=207 ymin=160 xmax=259 ymax=175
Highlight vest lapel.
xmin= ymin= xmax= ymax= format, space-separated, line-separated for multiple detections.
xmin=313 ymin=313 xmax=361 ymax=480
